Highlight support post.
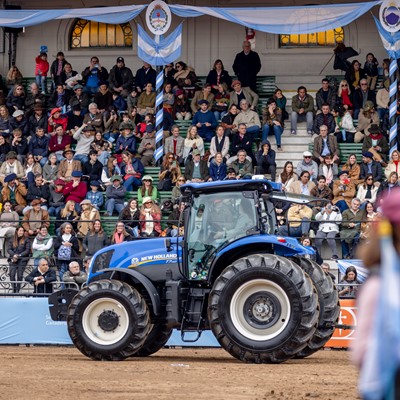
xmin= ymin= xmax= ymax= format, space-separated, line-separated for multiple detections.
xmin=389 ymin=58 xmax=398 ymax=155
xmin=154 ymin=66 xmax=164 ymax=164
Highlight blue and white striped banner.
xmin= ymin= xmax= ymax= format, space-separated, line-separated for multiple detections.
xmin=373 ymin=16 xmax=400 ymax=60
xmin=137 ymin=23 xmax=182 ymax=66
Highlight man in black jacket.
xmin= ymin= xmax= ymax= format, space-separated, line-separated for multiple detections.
xmin=108 ymin=57 xmax=134 ymax=98
xmin=360 ymin=151 xmax=383 ymax=182
xmin=232 ymin=41 xmax=261 ymax=92
xmin=255 ymin=140 xmax=276 ymax=181
xmin=25 ymin=258 xmax=56 ymax=294
xmin=352 ymin=78 xmax=376 ymax=119
xmin=25 ymin=173 xmax=50 ymax=211
xmin=82 ymin=150 xmax=103 ymax=185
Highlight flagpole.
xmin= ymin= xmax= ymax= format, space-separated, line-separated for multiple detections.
xmin=389 ymin=58 xmax=398 ymax=156
xmin=154 ymin=33 xmax=164 ymax=165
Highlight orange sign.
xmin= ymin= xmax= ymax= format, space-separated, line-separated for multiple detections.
xmin=325 ymin=299 xmax=357 ymax=348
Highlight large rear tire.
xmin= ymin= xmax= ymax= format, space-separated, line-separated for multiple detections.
xmin=208 ymin=254 xmax=319 ymax=363
xmin=134 ymin=323 xmax=173 ymax=357
xmin=294 ymin=258 xmax=340 ymax=358
xmin=67 ymin=280 xmax=150 ymax=360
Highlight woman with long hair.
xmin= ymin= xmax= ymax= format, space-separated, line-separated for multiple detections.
xmin=332 ymin=105 xmax=357 ymax=143
xmin=7 ymin=225 xmax=30 ymax=293
xmin=357 ymin=174 xmax=379 ymax=207
xmin=173 ymin=89 xmax=191 ymax=120
xmin=360 ymin=201 xmax=378 ymax=241
xmin=221 ymin=104 xmax=239 ymax=137
xmin=119 ymin=199 xmax=140 ymax=238
xmin=336 ymin=80 xmax=353 ymax=112
xmin=77 ymin=200 xmax=100 ymax=238
xmin=356 ymin=101 xmax=379 ymax=142
xmin=183 ymin=125 xmax=204 ymax=163
xmin=53 ymin=222 xmax=80 ymax=281
xmin=83 ymin=219 xmax=109 ymax=256
xmin=137 ymin=175 xmax=158 ymax=205
xmin=173 ymin=61 xmax=197 ymax=93
xmin=22 ymin=152 xmax=42 ymax=186
xmin=342 ymin=153 xmax=361 ymax=184
xmin=56 ymin=200 xmax=79 ymax=232
xmin=6 ymin=84 xmax=26 ymax=113
xmin=338 ymin=265 xmax=361 ymax=298
xmin=212 ymin=82 xmax=230 ymax=120
xmin=0 ymin=105 xmax=11 ymax=137
xmin=385 ymin=150 xmax=400 ymax=180
xmin=171 ymin=175 xmax=186 ymax=203
xmin=209 ymin=152 xmax=227 ymax=182
xmin=6 ymin=66 xmax=23 ymax=91
xmin=318 ymin=154 xmax=338 ymax=187
xmin=110 ymin=221 xmax=133 ymax=244
xmin=139 ymin=197 xmax=162 ymax=238
xmin=206 ymin=59 xmax=232 ymax=94
xmin=345 ymin=59 xmax=366 ymax=91
xmin=272 ymin=88 xmax=288 ymax=120
xmin=277 ymin=161 xmax=298 ymax=192
xmin=377 ymin=171 xmax=400 ymax=198
xmin=158 ymin=152 xmax=181 ymax=190
xmin=42 ymin=153 xmax=58 ymax=184
xmin=32 ymin=225 xmax=53 ymax=266
xmin=162 ymin=82 xmax=175 ymax=115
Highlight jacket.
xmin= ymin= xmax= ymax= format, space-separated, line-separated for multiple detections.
xmin=291 ymin=94 xmax=315 ymax=114
xmin=83 ymin=231 xmax=110 ymax=256
xmin=332 ymin=179 xmax=356 ymax=207
xmin=230 ymin=133 xmax=254 ymax=155
xmin=32 ymin=234 xmax=53 ymax=258
xmin=190 ymin=91 xmax=215 ymax=114
xmin=313 ymin=112 xmax=335 ymax=134
xmin=315 ymin=88 xmax=337 ymax=110
xmin=62 ymin=181 xmax=87 ymax=204
xmin=48 ymin=134 xmax=72 ymax=154
xmin=229 ymin=87 xmax=259 ymax=109
xmin=313 ymin=135 xmax=340 ymax=159
xmin=233 ymin=109 xmax=261 ymax=129
xmin=229 ymin=158 xmax=253 ymax=177
xmin=26 ymin=182 xmax=50 ymax=204
xmin=164 ymin=135 xmax=184 ymax=158
xmin=108 ymin=65 xmax=134 ymax=91
xmin=352 ymin=89 xmax=376 ymax=111
xmin=1 ymin=183 xmax=27 ymax=206
xmin=22 ymin=209 xmax=50 ymax=232
xmin=62 ymin=270 xmax=87 ymax=288
xmin=0 ymin=160 xmax=24 ymax=179
xmin=210 ymin=135 xmax=230 ymax=159
xmin=28 ymin=135 xmax=49 ymax=158
xmin=57 ymin=160 xmax=82 ymax=179
xmin=287 ymin=205 xmax=313 ymax=228
xmin=315 ymin=210 xmax=342 ymax=233
xmin=184 ymin=159 xmax=210 ymax=182
xmin=209 ymin=161 xmax=227 ymax=181
xmin=81 ymin=66 xmax=108 ymax=86
xmin=106 ymin=184 xmax=126 ymax=205
xmin=289 ymin=180 xmax=316 ymax=195
xmin=25 ymin=267 xmax=56 ymax=294
xmin=53 ymin=234 xmax=80 ymax=263
xmin=35 ymin=56 xmax=49 ymax=77
xmin=255 ymin=140 xmax=276 ymax=167
xmin=82 ymin=160 xmax=103 ymax=182
xmin=359 ymin=161 xmax=383 ymax=182
xmin=206 ymin=69 xmax=232 ymax=89
xmin=232 ymin=50 xmax=261 ymax=90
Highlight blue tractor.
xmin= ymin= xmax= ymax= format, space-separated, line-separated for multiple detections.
xmin=49 ymin=179 xmax=339 ymax=363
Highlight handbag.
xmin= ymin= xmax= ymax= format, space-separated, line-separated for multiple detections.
xmin=57 ymin=244 xmax=72 ymax=261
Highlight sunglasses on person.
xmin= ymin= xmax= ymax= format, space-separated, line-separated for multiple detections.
xmin=304 ymin=156 xmax=312 ymax=159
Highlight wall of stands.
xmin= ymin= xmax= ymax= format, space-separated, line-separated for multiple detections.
xmin=0 ymin=297 xmax=355 ymax=348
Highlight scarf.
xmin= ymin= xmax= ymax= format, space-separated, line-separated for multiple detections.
xmin=114 ymin=232 xmax=125 ymax=244
xmin=365 ymin=184 xmax=373 ymax=199
xmin=341 ymin=89 xmax=352 ymax=107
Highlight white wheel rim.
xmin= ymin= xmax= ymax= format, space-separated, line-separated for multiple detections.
xmin=82 ymin=298 xmax=130 ymax=345
xmin=230 ymin=279 xmax=291 ymax=341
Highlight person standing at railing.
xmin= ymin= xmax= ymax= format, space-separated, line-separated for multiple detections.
xmin=25 ymin=258 xmax=56 ymax=294
xmin=0 ymin=201 xmax=19 ymax=257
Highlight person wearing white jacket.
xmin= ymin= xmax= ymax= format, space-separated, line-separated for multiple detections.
xmin=314 ymin=202 xmax=342 ymax=260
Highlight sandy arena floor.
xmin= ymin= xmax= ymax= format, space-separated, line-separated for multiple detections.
xmin=0 ymin=346 xmax=359 ymax=400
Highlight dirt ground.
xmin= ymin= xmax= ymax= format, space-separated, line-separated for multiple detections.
xmin=0 ymin=346 xmax=359 ymax=400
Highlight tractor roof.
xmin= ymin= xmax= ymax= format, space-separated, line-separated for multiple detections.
xmin=181 ymin=179 xmax=282 ymax=195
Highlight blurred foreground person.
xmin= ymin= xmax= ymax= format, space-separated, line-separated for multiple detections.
xmin=353 ymin=189 xmax=400 ymax=400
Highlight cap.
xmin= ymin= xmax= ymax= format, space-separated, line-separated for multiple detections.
xmin=71 ymin=171 xmax=83 ymax=178
xmin=80 ymin=199 xmax=92 ymax=206
xmin=110 ymin=175 xmax=122 ymax=182
xmin=338 ymin=170 xmax=349 ymax=177
xmin=12 ymin=110 xmax=24 ymax=118
xmin=50 ymin=108 xmax=62 ymax=116
xmin=145 ymin=124 xmax=155 ymax=133
xmin=142 ymin=196 xmax=153 ymax=204
xmin=142 ymin=175 xmax=153 ymax=182
xmin=90 ymin=180 xmax=100 ymax=187
xmin=362 ymin=151 xmax=374 ymax=159
xmin=198 ymin=99 xmax=209 ymax=106
xmin=303 ymin=151 xmax=312 ymax=157
xmin=231 ymin=80 xmax=241 ymax=88
xmin=119 ymin=122 xmax=132 ymax=131
xmin=73 ymin=84 xmax=84 ymax=90
xmin=363 ymin=101 xmax=374 ymax=112
xmin=54 ymin=179 xmax=65 ymax=186
xmin=31 ymin=199 xmax=42 ymax=206
xmin=117 ymin=57 xmax=125 ymax=63
xmin=63 ymin=148 xmax=75 ymax=156
xmin=192 ymin=149 xmax=201 ymax=156
xmin=4 ymin=173 xmax=17 ymax=183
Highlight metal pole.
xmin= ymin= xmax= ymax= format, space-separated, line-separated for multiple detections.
xmin=389 ymin=58 xmax=398 ymax=155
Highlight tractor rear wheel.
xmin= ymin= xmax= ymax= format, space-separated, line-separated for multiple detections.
xmin=134 ymin=323 xmax=173 ymax=357
xmin=208 ymin=254 xmax=319 ymax=363
xmin=294 ymin=258 xmax=340 ymax=358
xmin=67 ymin=280 xmax=150 ymax=360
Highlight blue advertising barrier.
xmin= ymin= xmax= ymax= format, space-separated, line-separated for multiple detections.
xmin=0 ymin=298 xmax=219 ymax=347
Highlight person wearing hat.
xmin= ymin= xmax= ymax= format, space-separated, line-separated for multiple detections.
xmin=108 ymin=56 xmax=134 ymax=98
xmin=1 ymin=173 xmax=27 ymax=215
xmin=29 ymin=127 xmax=49 ymax=167
xmin=48 ymin=124 xmax=72 ymax=162
xmin=10 ymin=109 xmax=29 ymax=138
xmin=191 ymin=84 xmax=215 ymax=114
xmin=360 ymin=150 xmax=383 ymax=183
xmin=48 ymin=107 xmax=68 ymax=133
xmin=81 ymin=56 xmax=108 ymax=95
xmin=48 ymin=179 xmax=65 ymax=216
xmin=62 ymin=170 xmax=87 ymax=208
xmin=66 ymin=104 xmax=84 ymax=133
xmin=115 ymin=124 xmax=136 ymax=155
xmin=362 ymin=124 xmax=389 ymax=165
xmin=356 ymin=100 xmax=380 ymax=143
xmin=85 ymin=180 xmax=103 ymax=210
xmin=137 ymin=82 xmax=156 ymax=116
xmin=229 ymin=80 xmax=259 ymax=110
xmin=69 ymin=83 xmax=90 ymax=112
xmin=137 ymin=123 xmax=156 ymax=166
xmin=77 ymin=199 xmax=100 ymax=238
xmin=22 ymin=198 xmax=50 ymax=237
xmin=0 ymin=151 xmax=24 ymax=183
xmin=93 ymin=81 xmax=113 ymax=112
xmin=191 ymin=99 xmax=218 ymax=142
xmin=105 ymin=175 xmax=126 ymax=216
xmin=57 ymin=148 xmax=81 ymax=182
xmin=332 ymin=170 xmax=356 ymax=212
xmin=34 ymin=51 xmax=49 ymax=94
xmin=28 ymin=104 xmax=47 ymax=137
xmin=232 ymin=40 xmax=261 ymax=92
xmin=296 ymin=150 xmax=318 ymax=181
xmin=352 ymin=78 xmax=376 ymax=119
xmin=72 ymin=122 xmax=95 ymax=165
xmin=137 ymin=175 xmax=158 ymax=206
xmin=184 ymin=149 xmax=210 ymax=183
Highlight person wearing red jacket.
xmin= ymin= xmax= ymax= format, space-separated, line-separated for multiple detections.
xmin=62 ymin=171 xmax=87 ymax=211
xmin=48 ymin=124 xmax=72 ymax=162
xmin=48 ymin=107 xmax=68 ymax=133
xmin=35 ymin=52 xmax=50 ymax=95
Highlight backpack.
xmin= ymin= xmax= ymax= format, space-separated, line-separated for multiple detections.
xmin=57 ymin=245 xmax=72 ymax=261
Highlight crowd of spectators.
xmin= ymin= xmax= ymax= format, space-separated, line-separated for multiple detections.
xmin=0 ymin=45 xmax=397 ymax=295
